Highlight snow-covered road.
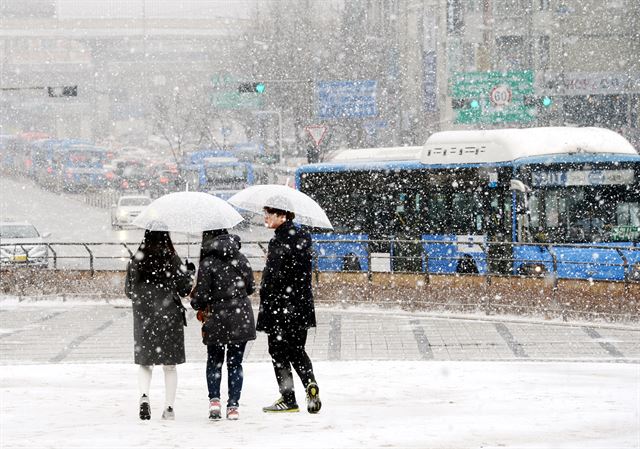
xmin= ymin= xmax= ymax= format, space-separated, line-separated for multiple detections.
xmin=0 ymin=176 xmax=272 ymax=243
xmin=0 ymin=176 xmax=273 ymax=269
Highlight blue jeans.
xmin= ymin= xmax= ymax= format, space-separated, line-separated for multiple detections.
xmin=206 ymin=342 xmax=247 ymax=407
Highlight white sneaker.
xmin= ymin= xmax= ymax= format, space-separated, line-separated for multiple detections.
xmin=161 ymin=406 xmax=175 ymax=420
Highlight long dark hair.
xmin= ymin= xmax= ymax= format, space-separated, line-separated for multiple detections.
xmin=133 ymin=230 xmax=178 ymax=283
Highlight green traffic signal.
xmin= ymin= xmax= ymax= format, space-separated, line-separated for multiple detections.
xmin=238 ymin=82 xmax=265 ymax=94
xmin=541 ymin=96 xmax=552 ymax=107
xmin=470 ymin=99 xmax=480 ymax=109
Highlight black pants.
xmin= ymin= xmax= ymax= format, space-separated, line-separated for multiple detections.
xmin=267 ymin=328 xmax=316 ymax=404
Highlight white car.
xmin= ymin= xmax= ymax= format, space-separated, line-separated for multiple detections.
xmin=0 ymin=221 xmax=50 ymax=268
xmin=111 ymin=195 xmax=152 ymax=229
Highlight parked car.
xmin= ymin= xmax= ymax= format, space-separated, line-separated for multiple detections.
xmin=111 ymin=195 xmax=151 ymax=229
xmin=0 ymin=221 xmax=50 ymax=268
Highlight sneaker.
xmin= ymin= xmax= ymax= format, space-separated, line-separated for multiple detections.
xmin=226 ymin=406 xmax=239 ymax=420
xmin=139 ymin=394 xmax=151 ymax=420
xmin=209 ymin=398 xmax=222 ymax=421
xmin=161 ymin=406 xmax=174 ymax=420
xmin=262 ymin=397 xmax=299 ymax=413
xmin=306 ymin=383 xmax=322 ymax=414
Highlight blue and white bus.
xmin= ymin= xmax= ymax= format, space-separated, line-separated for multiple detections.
xmin=50 ymin=144 xmax=109 ymax=191
xmin=295 ymin=127 xmax=640 ymax=281
xmin=180 ymin=149 xmax=272 ymax=200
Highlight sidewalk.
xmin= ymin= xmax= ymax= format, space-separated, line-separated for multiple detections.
xmin=1 ymin=300 xmax=638 ymax=365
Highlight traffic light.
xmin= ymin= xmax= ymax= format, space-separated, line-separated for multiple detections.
xmin=47 ymin=85 xmax=77 ymax=97
xmin=452 ymin=98 xmax=480 ymax=109
xmin=523 ymin=95 xmax=553 ymax=108
xmin=238 ymin=82 xmax=265 ymax=94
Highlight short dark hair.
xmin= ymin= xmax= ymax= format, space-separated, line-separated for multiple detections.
xmin=264 ymin=206 xmax=295 ymax=221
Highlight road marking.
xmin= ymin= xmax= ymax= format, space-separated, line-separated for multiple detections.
xmin=409 ymin=320 xmax=434 ymax=360
xmin=495 ymin=323 xmax=528 ymax=358
xmin=328 ymin=315 xmax=341 ymax=360
xmin=582 ymin=327 xmax=625 ymax=358
xmin=49 ymin=311 xmax=128 ymax=363
xmin=0 ymin=311 xmax=65 ymax=339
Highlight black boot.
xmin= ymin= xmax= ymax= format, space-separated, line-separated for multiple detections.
xmin=139 ymin=394 xmax=151 ymax=420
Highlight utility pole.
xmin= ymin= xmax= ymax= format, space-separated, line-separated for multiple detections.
xmin=252 ymin=109 xmax=282 ymax=163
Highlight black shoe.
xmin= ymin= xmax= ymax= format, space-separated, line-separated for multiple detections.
xmin=262 ymin=397 xmax=300 ymax=413
xmin=139 ymin=395 xmax=151 ymax=420
xmin=306 ymin=383 xmax=322 ymax=414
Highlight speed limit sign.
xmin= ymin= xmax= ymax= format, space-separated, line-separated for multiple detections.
xmin=489 ymin=85 xmax=512 ymax=106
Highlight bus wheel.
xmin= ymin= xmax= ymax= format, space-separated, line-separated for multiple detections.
xmin=456 ymin=256 xmax=478 ymax=274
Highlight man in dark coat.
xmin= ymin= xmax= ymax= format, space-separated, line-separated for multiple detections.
xmin=190 ymin=229 xmax=256 ymax=420
xmin=258 ymin=207 xmax=321 ymax=414
xmin=125 ymin=230 xmax=194 ymax=421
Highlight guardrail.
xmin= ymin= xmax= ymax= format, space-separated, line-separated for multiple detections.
xmin=2 ymin=238 xmax=639 ymax=286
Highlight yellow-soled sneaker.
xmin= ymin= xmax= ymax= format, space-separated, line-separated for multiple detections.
xmin=262 ymin=397 xmax=300 ymax=413
xmin=306 ymin=383 xmax=322 ymax=414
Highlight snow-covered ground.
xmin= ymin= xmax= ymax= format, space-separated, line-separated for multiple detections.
xmin=1 ymin=360 xmax=637 ymax=449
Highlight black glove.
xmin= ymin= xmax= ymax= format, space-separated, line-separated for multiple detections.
xmin=185 ymin=261 xmax=196 ymax=272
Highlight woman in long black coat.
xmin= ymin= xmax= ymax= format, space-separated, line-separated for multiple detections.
xmin=125 ymin=230 xmax=194 ymax=421
xmin=258 ymin=207 xmax=321 ymax=414
xmin=190 ymin=229 xmax=255 ymax=421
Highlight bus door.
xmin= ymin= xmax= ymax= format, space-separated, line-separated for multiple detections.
xmin=390 ymin=187 xmax=424 ymax=272
xmin=483 ymin=173 xmax=512 ymax=275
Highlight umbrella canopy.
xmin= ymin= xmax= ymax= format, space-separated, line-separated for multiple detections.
xmin=132 ymin=191 xmax=243 ymax=233
xmin=227 ymin=184 xmax=333 ymax=229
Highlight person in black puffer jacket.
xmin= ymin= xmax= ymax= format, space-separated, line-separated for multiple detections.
xmin=258 ymin=206 xmax=321 ymax=415
xmin=190 ymin=229 xmax=255 ymax=421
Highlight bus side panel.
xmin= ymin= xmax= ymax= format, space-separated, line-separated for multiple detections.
xmin=421 ymin=235 xmax=457 ymax=273
xmin=554 ymin=247 xmax=626 ymax=281
xmin=421 ymin=234 xmax=488 ymax=274
xmin=312 ymin=233 xmax=369 ymax=272
xmin=512 ymin=245 xmax=554 ymax=275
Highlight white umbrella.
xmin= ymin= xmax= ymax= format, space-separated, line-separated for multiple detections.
xmin=227 ymin=184 xmax=333 ymax=229
xmin=132 ymin=191 xmax=243 ymax=233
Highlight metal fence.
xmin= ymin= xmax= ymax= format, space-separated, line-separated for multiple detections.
xmin=2 ymin=238 xmax=639 ymax=285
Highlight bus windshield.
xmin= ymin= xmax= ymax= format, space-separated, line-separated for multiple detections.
xmin=204 ymin=164 xmax=248 ymax=189
xmin=528 ymin=185 xmax=640 ymax=243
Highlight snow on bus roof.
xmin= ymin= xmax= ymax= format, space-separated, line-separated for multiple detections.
xmin=422 ymin=127 xmax=637 ymax=164
xmin=329 ymin=146 xmax=423 ymax=162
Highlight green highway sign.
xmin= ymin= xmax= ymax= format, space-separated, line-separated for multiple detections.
xmin=451 ymin=71 xmax=535 ymax=124
xmin=210 ymin=74 xmax=264 ymax=110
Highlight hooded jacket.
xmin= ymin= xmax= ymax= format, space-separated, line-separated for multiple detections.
xmin=256 ymin=220 xmax=316 ymax=333
xmin=190 ymin=233 xmax=256 ymax=345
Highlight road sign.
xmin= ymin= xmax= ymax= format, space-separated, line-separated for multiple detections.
xmin=489 ymin=85 xmax=512 ymax=106
xmin=316 ymin=80 xmax=377 ymax=119
xmin=210 ymin=74 xmax=263 ymax=110
xmin=451 ymin=71 xmax=535 ymax=124
xmin=305 ymin=125 xmax=327 ymax=146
